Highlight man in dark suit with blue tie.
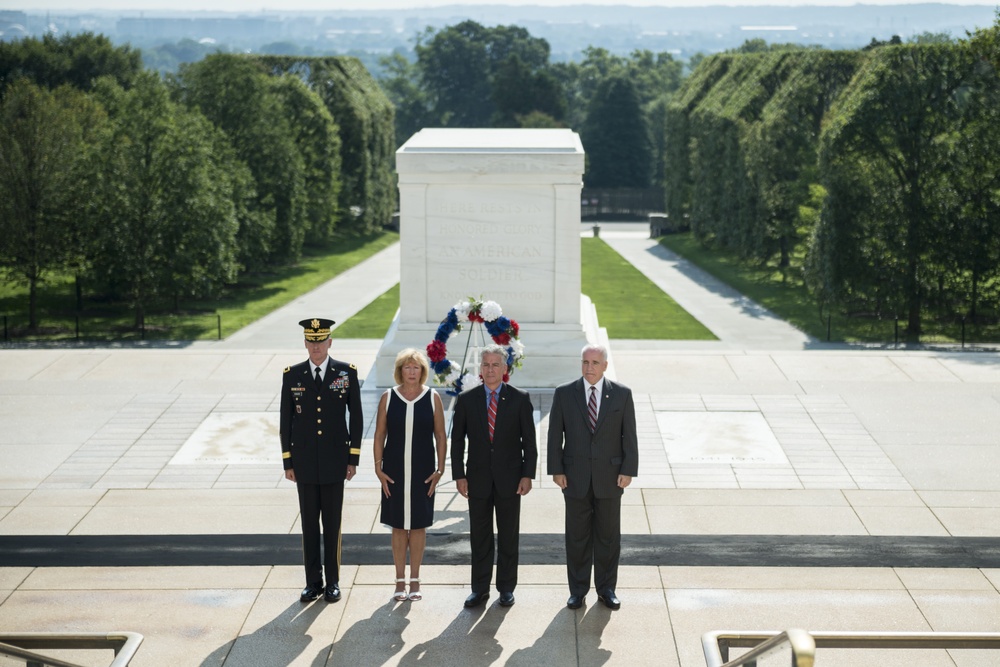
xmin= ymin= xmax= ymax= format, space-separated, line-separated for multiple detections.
xmin=452 ymin=344 xmax=537 ymax=609
xmin=280 ymin=317 xmax=363 ymax=605
xmin=547 ymin=343 xmax=638 ymax=610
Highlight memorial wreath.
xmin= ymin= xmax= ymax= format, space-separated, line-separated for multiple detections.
xmin=426 ymin=297 xmax=525 ymax=395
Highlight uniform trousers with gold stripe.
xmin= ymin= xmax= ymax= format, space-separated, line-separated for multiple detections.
xmin=297 ymin=481 xmax=345 ymax=588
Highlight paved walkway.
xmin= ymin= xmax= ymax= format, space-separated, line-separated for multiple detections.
xmin=219 ymin=242 xmax=400 ymax=349
xmin=3 ymin=224 xmax=1000 ymax=666
xmin=600 ymin=231 xmax=815 ymax=349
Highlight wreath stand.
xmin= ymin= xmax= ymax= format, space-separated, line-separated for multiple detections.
xmin=443 ymin=320 xmax=491 ymax=436
xmin=455 ymin=321 xmax=492 ymax=383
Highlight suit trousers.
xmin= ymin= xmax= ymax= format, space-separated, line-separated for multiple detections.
xmin=564 ymin=483 xmax=622 ymax=596
xmin=468 ymin=486 xmax=522 ymax=594
xmin=297 ymin=481 xmax=345 ymax=587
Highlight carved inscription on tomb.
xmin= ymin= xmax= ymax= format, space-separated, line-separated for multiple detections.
xmin=426 ymin=187 xmax=555 ymax=321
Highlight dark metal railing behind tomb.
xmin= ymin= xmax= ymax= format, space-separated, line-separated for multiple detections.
xmin=581 ymin=188 xmax=664 ymax=221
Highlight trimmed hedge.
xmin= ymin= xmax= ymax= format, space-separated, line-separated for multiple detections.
xmin=257 ymin=56 xmax=396 ymax=235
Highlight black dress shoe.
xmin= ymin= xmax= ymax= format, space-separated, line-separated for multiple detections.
xmin=464 ymin=591 xmax=489 ymax=608
xmin=498 ymin=591 xmax=515 ymax=607
xmin=300 ymin=583 xmax=323 ymax=602
xmin=597 ymin=590 xmax=621 ymax=610
xmin=324 ymin=584 xmax=342 ymax=603
xmin=566 ymin=594 xmax=584 ymax=609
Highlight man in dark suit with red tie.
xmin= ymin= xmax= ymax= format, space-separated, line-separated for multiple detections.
xmin=280 ymin=317 xmax=363 ymax=605
xmin=452 ymin=343 xmax=537 ymax=609
xmin=547 ymin=343 xmax=638 ymax=610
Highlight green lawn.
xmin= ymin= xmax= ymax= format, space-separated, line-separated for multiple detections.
xmin=0 ymin=230 xmax=399 ymax=341
xmin=333 ymin=238 xmax=716 ymax=341
xmin=331 ymin=283 xmax=399 ymax=339
xmin=212 ymin=231 xmax=398 ymax=337
xmin=658 ymin=232 xmax=825 ymax=338
xmin=658 ymin=232 xmax=1000 ymax=344
xmin=582 ymin=237 xmax=715 ymax=340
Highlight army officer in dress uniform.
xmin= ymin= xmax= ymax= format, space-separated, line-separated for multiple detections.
xmin=280 ymin=317 xmax=363 ymax=604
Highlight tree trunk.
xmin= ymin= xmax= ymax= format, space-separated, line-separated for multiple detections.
xmin=907 ymin=296 xmax=921 ymax=342
xmin=905 ymin=240 xmax=922 ymax=341
xmin=28 ymin=277 xmax=38 ymax=331
xmin=904 ymin=173 xmax=922 ymax=342
xmin=907 ymin=255 xmax=921 ymax=342
xmin=969 ymin=270 xmax=979 ymax=323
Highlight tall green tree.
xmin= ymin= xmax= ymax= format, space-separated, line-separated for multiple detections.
xmin=940 ymin=21 xmax=1000 ymax=321
xmin=298 ymin=57 xmax=396 ymax=235
xmin=271 ymin=75 xmax=342 ymax=241
xmin=973 ymin=13 xmax=1000 ymax=68
xmin=0 ymin=32 xmax=142 ymax=94
xmin=415 ymin=21 xmax=553 ymax=128
xmin=142 ymin=39 xmax=223 ymax=78
xmin=815 ymin=43 xmax=978 ymax=338
xmin=260 ymin=56 xmax=395 ymax=236
xmin=491 ymin=54 xmax=565 ymax=127
xmin=555 ymin=48 xmax=683 ymax=115
xmin=415 ymin=22 xmax=493 ymax=127
xmin=663 ymin=55 xmax=732 ymax=228
xmin=90 ymin=73 xmax=245 ymax=325
xmin=679 ymin=52 xmax=789 ymax=249
xmin=378 ymin=51 xmax=432 ymax=145
xmin=174 ymin=54 xmax=307 ymax=267
xmin=581 ymin=74 xmax=651 ymax=188
xmin=744 ymin=51 xmax=863 ymax=268
xmin=0 ymin=79 xmax=104 ymax=329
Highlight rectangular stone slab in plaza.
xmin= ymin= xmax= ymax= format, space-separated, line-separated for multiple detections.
xmin=374 ymin=128 xmax=603 ymax=388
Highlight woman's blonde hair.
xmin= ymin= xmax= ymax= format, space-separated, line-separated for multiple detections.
xmin=393 ymin=347 xmax=430 ymax=385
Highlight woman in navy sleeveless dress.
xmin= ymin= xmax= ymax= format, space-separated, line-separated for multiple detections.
xmin=373 ymin=349 xmax=447 ymax=601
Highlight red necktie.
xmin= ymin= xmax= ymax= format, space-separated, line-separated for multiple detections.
xmin=488 ymin=390 xmax=498 ymax=441
xmin=588 ymin=386 xmax=598 ymax=433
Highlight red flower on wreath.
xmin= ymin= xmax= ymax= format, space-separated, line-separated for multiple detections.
xmin=426 ymin=297 xmax=526 ymax=396
xmin=426 ymin=340 xmax=447 ymax=363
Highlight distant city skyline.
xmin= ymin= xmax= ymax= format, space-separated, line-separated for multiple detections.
xmin=9 ymin=0 xmax=999 ymax=11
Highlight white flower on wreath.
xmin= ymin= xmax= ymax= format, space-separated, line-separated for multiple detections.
xmin=480 ymin=300 xmax=502 ymax=322
xmin=453 ymin=300 xmax=472 ymax=322
xmin=444 ymin=362 xmax=463 ymax=385
xmin=510 ymin=338 xmax=525 ymax=360
xmin=461 ymin=371 xmax=482 ymax=390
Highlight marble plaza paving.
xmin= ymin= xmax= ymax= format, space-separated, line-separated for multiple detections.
xmin=2 ymin=228 xmax=1000 ymax=666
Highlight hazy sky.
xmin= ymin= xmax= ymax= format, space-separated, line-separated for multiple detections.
xmin=13 ymin=0 xmax=998 ymax=10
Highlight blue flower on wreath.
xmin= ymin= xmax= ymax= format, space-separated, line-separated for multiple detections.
xmin=425 ymin=298 xmax=525 ymax=396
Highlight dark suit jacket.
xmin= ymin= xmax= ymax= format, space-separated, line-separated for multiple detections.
xmin=280 ymin=357 xmax=363 ymax=485
xmin=546 ymin=377 xmax=638 ymax=499
xmin=451 ymin=383 xmax=537 ymax=499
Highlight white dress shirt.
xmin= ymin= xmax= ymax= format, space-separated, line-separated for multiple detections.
xmin=584 ymin=376 xmax=605 ymax=416
xmin=310 ymin=359 xmax=328 ymax=383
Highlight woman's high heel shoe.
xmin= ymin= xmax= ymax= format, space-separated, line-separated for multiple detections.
xmin=393 ymin=578 xmax=408 ymax=602
xmin=407 ymin=578 xmax=422 ymax=601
